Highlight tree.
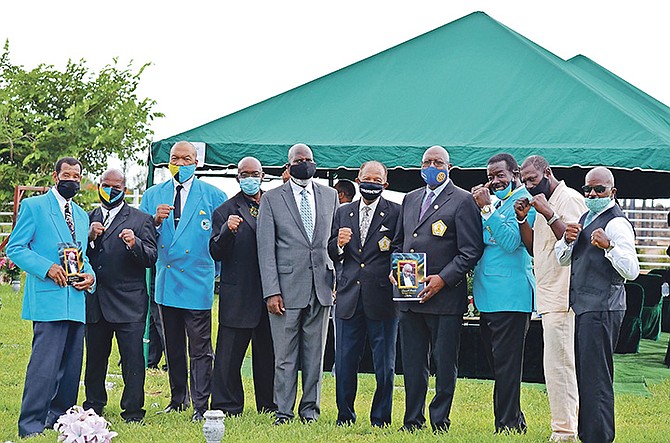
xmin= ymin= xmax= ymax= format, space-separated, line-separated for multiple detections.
xmin=0 ymin=40 xmax=163 ymax=204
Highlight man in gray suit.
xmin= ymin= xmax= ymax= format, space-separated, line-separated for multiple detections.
xmin=257 ymin=143 xmax=338 ymax=425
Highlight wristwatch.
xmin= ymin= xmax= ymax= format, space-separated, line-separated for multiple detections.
xmin=481 ymin=204 xmax=493 ymax=215
xmin=606 ymin=241 xmax=615 ymax=252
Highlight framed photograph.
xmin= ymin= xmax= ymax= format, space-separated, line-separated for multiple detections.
xmin=391 ymin=252 xmax=426 ymax=301
xmin=58 ymin=242 xmax=84 ymax=284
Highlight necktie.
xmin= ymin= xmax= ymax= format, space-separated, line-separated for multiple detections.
xmin=584 ymin=212 xmax=595 ymax=227
xmin=102 ymin=210 xmax=111 ymax=229
xmin=299 ymin=189 xmax=314 ymax=241
xmin=419 ymin=191 xmax=435 ymax=221
xmin=64 ymin=202 xmax=76 ymax=241
xmin=174 ymin=184 xmax=183 ymax=228
xmin=360 ymin=206 xmax=372 ymax=245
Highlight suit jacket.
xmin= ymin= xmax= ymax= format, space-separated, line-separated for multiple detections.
xmin=472 ymin=186 xmax=536 ymax=313
xmin=257 ymin=181 xmax=338 ymax=309
xmin=327 ymin=197 xmax=400 ymax=320
xmin=86 ymin=203 xmax=157 ymax=324
xmin=209 ymin=192 xmax=265 ymax=328
xmin=7 ymin=190 xmax=95 ymax=322
xmin=139 ymin=178 xmax=227 ymax=310
xmin=392 ymin=181 xmax=484 ymax=315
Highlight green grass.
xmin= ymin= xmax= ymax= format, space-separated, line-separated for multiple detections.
xmin=2 ymin=282 xmax=670 ymax=442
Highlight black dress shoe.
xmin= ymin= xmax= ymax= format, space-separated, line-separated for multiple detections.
xmin=124 ymin=417 xmax=144 ymax=424
xmin=398 ymin=424 xmax=423 ymax=432
xmin=336 ymin=419 xmax=353 ymax=427
xmin=160 ymin=403 xmax=186 ymax=414
xmin=192 ymin=409 xmax=206 ymax=422
xmin=274 ymin=416 xmax=290 ymax=426
xmin=300 ymin=416 xmax=317 ymax=424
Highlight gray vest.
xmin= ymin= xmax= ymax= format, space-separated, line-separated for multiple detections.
xmin=569 ymin=205 xmax=628 ymax=315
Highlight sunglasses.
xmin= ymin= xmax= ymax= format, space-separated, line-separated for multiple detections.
xmin=581 ymin=185 xmax=610 ymax=193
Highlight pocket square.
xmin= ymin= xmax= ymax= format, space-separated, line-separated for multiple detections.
xmin=380 ymin=225 xmax=390 ymax=232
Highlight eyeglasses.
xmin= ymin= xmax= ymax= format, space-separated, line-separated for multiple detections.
xmin=581 ymin=185 xmax=610 ymax=194
xmin=239 ymin=171 xmax=262 ymax=179
xmin=421 ymin=159 xmax=446 ymax=168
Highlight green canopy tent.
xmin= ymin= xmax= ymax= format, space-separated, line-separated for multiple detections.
xmin=149 ymin=11 xmax=670 ymax=197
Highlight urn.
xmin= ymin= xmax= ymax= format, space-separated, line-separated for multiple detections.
xmin=202 ymin=410 xmax=225 ymax=443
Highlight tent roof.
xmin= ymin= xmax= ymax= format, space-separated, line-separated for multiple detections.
xmin=151 ymin=11 xmax=670 ymax=177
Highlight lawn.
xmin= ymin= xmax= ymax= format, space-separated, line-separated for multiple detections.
xmin=1 ymin=282 xmax=669 ymax=442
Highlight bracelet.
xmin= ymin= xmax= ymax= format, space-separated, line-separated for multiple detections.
xmin=516 ymin=216 xmax=527 ymax=224
xmin=547 ymin=213 xmax=560 ymax=225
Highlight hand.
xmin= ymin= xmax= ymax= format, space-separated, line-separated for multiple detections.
xmin=417 ymin=274 xmax=445 ymax=303
xmin=514 ymin=197 xmax=531 ymax=221
xmin=389 ymin=270 xmax=397 ymax=286
xmin=471 ymin=183 xmax=492 ymax=208
xmin=89 ymin=221 xmax=105 ymax=242
xmin=227 ymin=215 xmax=243 ymax=233
xmin=154 ymin=204 xmax=173 ymax=226
xmin=564 ymin=223 xmax=582 ymax=243
xmin=119 ymin=229 xmax=136 ymax=248
xmin=590 ymin=228 xmax=611 ymax=250
xmin=337 ymin=227 xmax=353 ymax=248
xmin=72 ymin=272 xmax=95 ymax=291
xmin=47 ymin=263 xmax=68 ymax=287
xmin=529 ymin=193 xmax=552 ymax=218
xmin=266 ymin=294 xmax=285 ymax=315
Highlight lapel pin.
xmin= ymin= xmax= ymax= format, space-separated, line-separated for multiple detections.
xmin=434 ymin=204 xmax=439 ymax=210
xmin=349 ymin=212 xmax=354 ymax=217
xmin=380 ymin=212 xmax=385 ymax=217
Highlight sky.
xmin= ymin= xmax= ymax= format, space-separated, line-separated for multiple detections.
xmin=3 ymin=1 xmax=670 ymax=196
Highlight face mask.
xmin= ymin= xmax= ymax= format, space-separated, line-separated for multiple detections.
xmin=57 ymin=180 xmax=80 ymax=200
xmin=421 ymin=166 xmax=449 ymax=188
xmin=239 ymin=177 xmax=262 ymax=196
xmin=359 ymin=182 xmax=384 ymax=201
xmin=289 ymin=161 xmax=317 ymax=180
xmin=584 ymin=196 xmax=611 ymax=214
xmin=168 ymin=163 xmax=196 ymax=183
xmin=98 ymin=186 xmax=125 ymax=209
xmin=493 ymin=181 xmax=516 ymax=200
xmin=528 ymin=176 xmax=550 ymax=198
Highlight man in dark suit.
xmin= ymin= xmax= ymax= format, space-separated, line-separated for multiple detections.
xmin=327 ymin=161 xmax=400 ymax=427
xmin=257 ymin=143 xmax=338 ymax=425
xmin=209 ymin=157 xmax=276 ymax=416
xmin=83 ymin=168 xmax=157 ymax=423
xmin=392 ymin=145 xmax=484 ymax=432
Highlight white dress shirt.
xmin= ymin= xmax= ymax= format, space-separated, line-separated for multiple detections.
xmin=554 ymin=200 xmax=640 ymax=280
xmin=173 ymin=176 xmax=194 ymax=213
xmin=51 ymin=186 xmax=70 ymax=217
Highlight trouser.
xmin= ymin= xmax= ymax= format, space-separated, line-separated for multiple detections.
xmin=159 ymin=305 xmax=213 ymax=411
xmin=479 ymin=311 xmax=530 ymax=433
xmin=18 ymin=321 xmax=84 ymax=437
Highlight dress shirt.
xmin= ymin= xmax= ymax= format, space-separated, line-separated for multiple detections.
xmin=555 ymin=200 xmax=640 ymax=280
xmin=51 ymin=186 xmax=70 ymax=217
xmin=360 ymin=198 xmax=380 ymax=227
xmin=533 ymin=182 xmax=587 ymax=314
xmin=173 ymin=176 xmax=194 ymax=214
xmin=290 ymin=179 xmax=316 ymax=217
xmin=89 ymin=202 xmax=126 ymax=248
xmin=421 ymin=178 xmax=450 ymax=206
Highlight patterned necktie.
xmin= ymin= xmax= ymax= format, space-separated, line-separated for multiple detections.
xmin=360 ymin=206 xmax=372 ymax=245
xmin=102 ymin=210 xmax=111 ymax=229
xmin=419 ymin=191 xmax=435 ymax=221
xmin=174 ymin=184 xmax=183 ymax=228
xmin=64 ymin=202 xmax=76 ymax=241
xmin=300 ymin=189 xmax=314 ymax=241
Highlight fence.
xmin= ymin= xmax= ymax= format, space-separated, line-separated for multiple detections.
xmin=2 ymin=196 xmax=670 ymax=269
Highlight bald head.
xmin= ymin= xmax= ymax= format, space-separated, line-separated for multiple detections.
xmin=422 ymin=145 xmax=450 ymax=166
xmin=170 ymin=141 xmax=197 ymax=166
xmin=288 ymin=143 xmax=314 ymax=164
xmin=238 ymin=156 xmax=262 ymax=171
xmin=585 ymin=167 xmax=615 ymax=187
xmin=101 ymin=168 xmax=126 ymax=187
xmin=359 ymin=161 xmax=387 ymax=181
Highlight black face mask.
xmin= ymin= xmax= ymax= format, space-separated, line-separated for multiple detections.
xmin=57 ymin=180 xmax=80 ymax=199
xmin=289 ymin=161 xmax=317 ymax=180
xmin=359 ymin=182 xmax=384 ymax=201
xmin=528 ymin=176 xmax=550 ymax=198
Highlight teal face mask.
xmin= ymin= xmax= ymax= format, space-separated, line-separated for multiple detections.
xmin=493 ymin=181 xmax=515 ymax=200
xmin=239 ymin=177 xmax=262 ymax=196
xmin=584 ymin=196 xmax=611 ymax=214
xmin=168 ymin=163 xmax=196 ymax=183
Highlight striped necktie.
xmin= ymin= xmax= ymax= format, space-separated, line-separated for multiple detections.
xmin=300 ymin=189 xmax=314 ymax=241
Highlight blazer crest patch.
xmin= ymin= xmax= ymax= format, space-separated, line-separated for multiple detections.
xmin=378 ymin=236 xmax=391 ymax=251
xmin=431 ymin=220 xmax=447 ymax=237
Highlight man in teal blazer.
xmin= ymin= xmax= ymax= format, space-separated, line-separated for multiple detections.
xmin=140 ymin=141 xmax=227 ymax=421
xmin=7 ymin=157 xmax=95 ymax=437
xmin=471 ymin=153 xmax=536 ymax=434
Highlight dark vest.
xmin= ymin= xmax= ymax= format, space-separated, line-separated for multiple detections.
xmin=569 ymin=205 xmax=629 ymax=315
